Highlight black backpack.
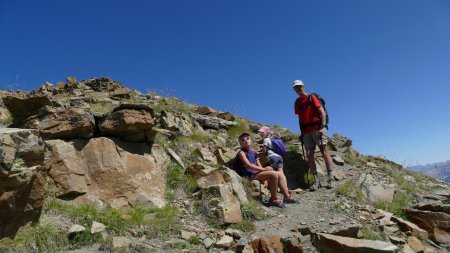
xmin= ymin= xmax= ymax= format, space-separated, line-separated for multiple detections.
xmin=310 ymin=93 xmax=329 ymax=128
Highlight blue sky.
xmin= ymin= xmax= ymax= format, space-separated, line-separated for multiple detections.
xmin=1 ymin=1 xmax=449 ymax=165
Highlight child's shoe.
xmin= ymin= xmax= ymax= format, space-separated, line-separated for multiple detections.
xmin=268 ymin=198 xmax=285 ymax=208
xmin=283 ymin=196 xmax=300 ymax=204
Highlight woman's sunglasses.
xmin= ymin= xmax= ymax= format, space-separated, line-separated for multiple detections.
xmin=240 ymin=137 xmax=250 ymax=142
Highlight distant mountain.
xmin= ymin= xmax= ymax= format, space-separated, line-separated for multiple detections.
xmin=409 ymin=160 xmax=450 ymax=182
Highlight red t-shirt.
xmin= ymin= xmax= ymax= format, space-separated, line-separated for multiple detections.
xmin=294 ymin=93 xmax=322 ymax=134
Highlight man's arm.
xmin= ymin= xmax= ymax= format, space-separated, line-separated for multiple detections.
xmin=317 ymin=106 xmax=327 ymax=131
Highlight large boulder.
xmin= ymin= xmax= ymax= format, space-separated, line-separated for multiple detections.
xmin=44 ymin=137 xmax=168 ymax=208
xmin=2 ymin=94 xmax=53 ymax=126
xmin=200 ymin=183 xmax=243 ymax=224
xmin=0 ymin=128 xmax=46 ymax=171
xmin=390 ymin=216 xmax=428 ymax=239
xmin=312 ymin=233 xmax=398 ymax=253
xmin=405 ymin=206 xmax=450 ymax=243
xmin=45 ymin=140 xmax=89 ymax=199
xmin=219 ymin=168 xmax=249 ymax=205
xmin=25 ymin=106 xmax=95 ymax=139
xmin=329 ymin=134 xmax=353 ymax=152
xmin=158 ymin=110 xmax=196 ymax=135
xmin=358 ymin=173 xmax=395 ymax=204
xmin=251 ymin=235 xmax=284 ymax=253
xmin=79 ymin=77 xmax=124 ymax=92
xmin=0 ymin=107 xmax=11 ymax=126
xmin=80 ymin=138 xmax=167 ymax=208
xmin=283 ymin=151 xmax=310 ymax=189
xmin=190 ymin=113 xmax=238 ymax=130
xmin=0 ymin=166 xmax=46 ymax=239
xmin=99 ymin=104 xmax=156 ymax=142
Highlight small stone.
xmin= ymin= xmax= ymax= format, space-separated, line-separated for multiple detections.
xmin=389 ymin=235 xmax=406 ymax=244
xmin=203 ymin=237 xmax=215 ymax=249
xmin=90 ymin=221 xmax=106 ymax=234
xmin=372 ymin=212 xmax=385 ymax=220
xmin=332 ymin=155 xmax=345 ymax=166
xmin=236 ymin=237 xmax=248 ymax=252
xmin=199 ymin=232 xmax=207 ymax=240
xmin=68 ymin=225 xmax=85 ymax=235
xmin=180 ymin=230 xmax=196 ymax=240
xmin=112 ymin=236 xmax=132 ymax=251
xmin=407 ymin=236 xmax=425 ymax=253
xmin=225 ymin=228 xmax=242 ymax=239
xmin=215 ymin=235 xmax=234 ymax=249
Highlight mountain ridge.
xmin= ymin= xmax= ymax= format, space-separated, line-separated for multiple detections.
xmin=409 ymin=160 xmax=450 ymax=182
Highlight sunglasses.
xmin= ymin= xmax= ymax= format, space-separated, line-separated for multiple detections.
xmin=240 ymin=137 xmax=250 ymax=142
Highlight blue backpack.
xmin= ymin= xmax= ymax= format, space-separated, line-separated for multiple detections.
xmin=269 ymin=137 xmax=287 ymax=156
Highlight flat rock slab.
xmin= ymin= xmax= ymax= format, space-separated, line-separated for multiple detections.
xmin=312 ymin=233 xmax=398 ymax=253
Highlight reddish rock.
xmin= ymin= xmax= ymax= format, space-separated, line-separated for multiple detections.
xmin=197 ymin=106 xmax=216 ymax=115
xmin=99 ymin=104 xmax=155 ymax=142
xmin=25 ymin=106 xmax=95 ymax=139
xmin=252 ymin=235 xmax=284 ymax=253
xmin=2 ymin=95 xmax=52 ymax=126
xmin=391 ymin=216 xmax=428 ymax=239
xmin=0 ymin=167 xmax=46 ymax=239
xmin=312 ymin=233 xmax=398 ymax=253
xmin=405 ymin=209 xmax=450 ymax=242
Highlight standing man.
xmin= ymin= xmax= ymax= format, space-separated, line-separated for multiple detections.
xmin=293 ymin=80 xmax=335 ymax=190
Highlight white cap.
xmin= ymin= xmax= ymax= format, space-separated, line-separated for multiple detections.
xmin=292 ymin=80 xmax=305 ymax=87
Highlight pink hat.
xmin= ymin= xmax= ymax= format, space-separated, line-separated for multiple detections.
xmin=258 ymin=126 xmax=271 ymax=133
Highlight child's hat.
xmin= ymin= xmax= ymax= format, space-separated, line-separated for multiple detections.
xmin=258 ymin=126 xmax=271 ymax=134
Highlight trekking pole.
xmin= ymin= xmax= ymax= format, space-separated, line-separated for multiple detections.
xmin=301 ymin=141 xmax=312 ymax=186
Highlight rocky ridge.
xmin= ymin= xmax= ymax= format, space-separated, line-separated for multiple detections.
xmin=0 ymin=77 xmax=449 ymax=253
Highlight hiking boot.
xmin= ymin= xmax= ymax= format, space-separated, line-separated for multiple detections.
xmin=283 ymin=196 xmax=300 ymax=204
xmin=326 ymin=178 xmax=336 ymax=189
xmin=268 ymin=198 xmax=285 ymax=208
xmin=309 ymin=180 xmax=322 ymax=191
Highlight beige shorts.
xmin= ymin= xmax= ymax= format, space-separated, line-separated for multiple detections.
xmin=303 ymin=130 xmax=328 ymax=149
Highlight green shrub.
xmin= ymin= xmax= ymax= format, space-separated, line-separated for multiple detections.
xmin=166 ymin=163 xmax=198 ymax=193
xmin=227 ymin=118 xmax=250 ymax=140
xmin=241 ymin=199 xmax=265 ymax=221
xmin=89 ymin=101 xmax=115 ymax=114
xmin=373 ymin=190 xmax=412 ymax=218
xmin=146 ymin=205 xmax=180 ymax=239
xmin=344 ymin=149 xmax=364 ymax=167
xmin=0 ymin=224 xmax=69 ymax=253
xmin=163 ymin=241 xmax=190 ymax=250
xmin=286 ymin=144 xmax=299 ymax=153
xmin=335 ymin=180 xmax=364 ymax=203
xmin=188 ymin=235 xmax=202 ymax=245
xmin=229 ymin=220 xmax=255 ymax=232
xmin=69 ymin=230 xmax=102 ymax=250
xmin=45 ymin=198 xmax=176 ymax=237
xmin=335 ymin=180 xmax=355 ymax=197
xmin=361 ymin=225 xmax=386 ymax=241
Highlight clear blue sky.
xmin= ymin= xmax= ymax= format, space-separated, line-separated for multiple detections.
xmin=1 ymin=1 xmax=449 ymax=166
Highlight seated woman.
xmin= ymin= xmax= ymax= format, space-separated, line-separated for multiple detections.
xmin=236 ymin=132 xmax=299 ymax=208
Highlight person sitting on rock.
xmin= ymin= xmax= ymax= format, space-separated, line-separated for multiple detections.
xmin=236 ymin=132 xmax=300 ymax=208
xmin=258 ymin=126 xmax=286 ymax=172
